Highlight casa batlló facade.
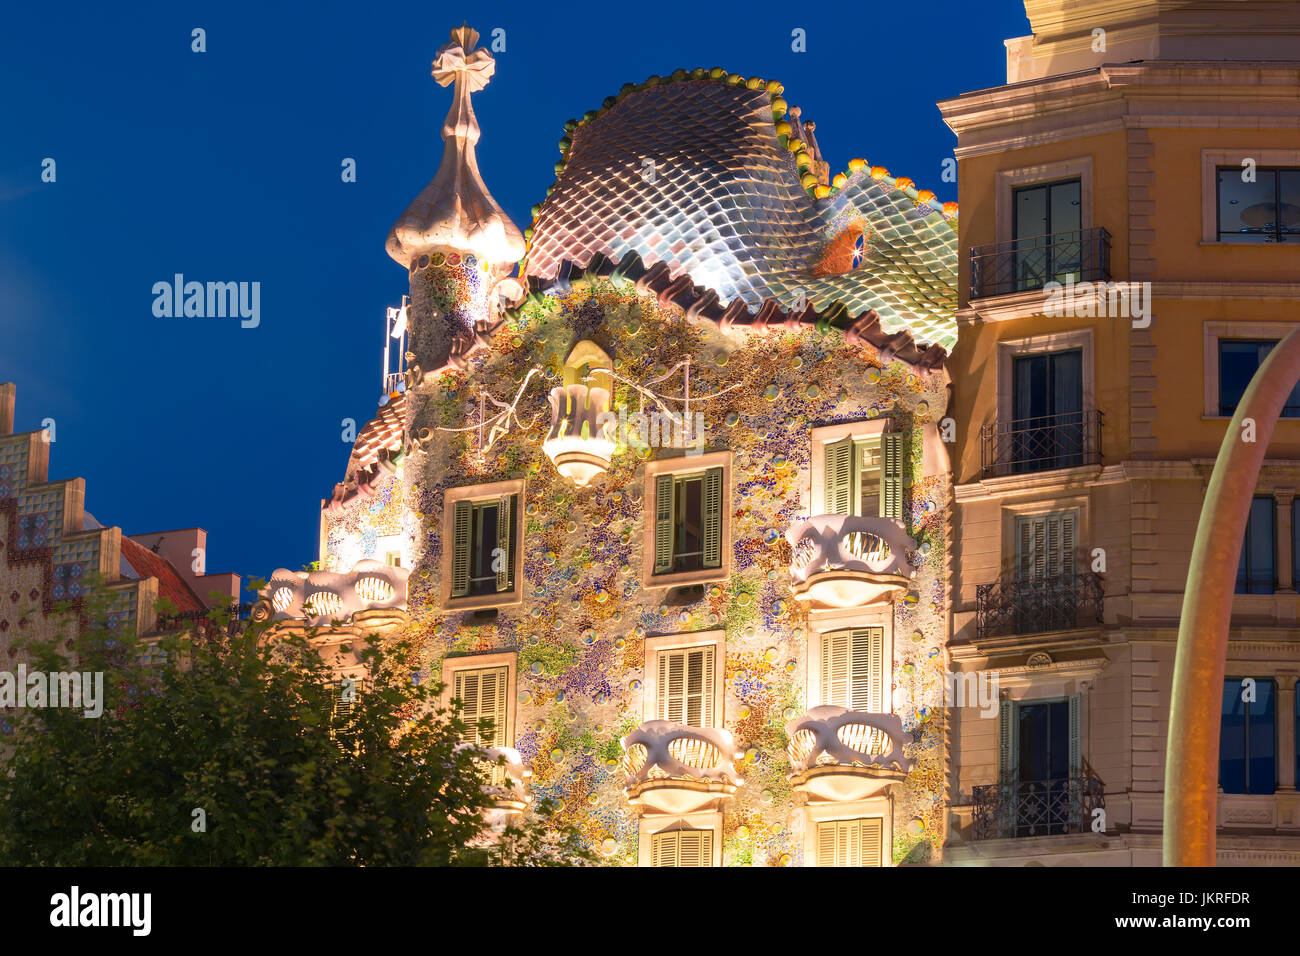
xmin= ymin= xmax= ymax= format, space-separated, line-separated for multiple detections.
xmin=261 ymin=24 xmax=961 ymax=866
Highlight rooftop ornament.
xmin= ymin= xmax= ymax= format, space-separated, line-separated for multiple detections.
xmin=385 ymin=24 xmax=525 ymax=269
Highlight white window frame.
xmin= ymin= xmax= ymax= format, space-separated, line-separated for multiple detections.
xmin=440 ymin=479 xmax=526 ymax=611
xmin=1202 ymin=320 xmax=1300 ymax=418
xmin=995 ymin=329 xmax=1095 ymax=435
xmin=641 ymin=451 xmax=732 ymax=590
xmin=441 ymin=651 xmax=518 ymax=748
xmin=807 ymin=610 xmax=893 ymax=711
xmin=1200 ymin=149 xmax=1300 ymax=244
xmin=639 ymin=811 xmax=723 ymax=867
xmin=642 ymin=630 xmax=725 ymax=728
xmin=802 ymin=799 xmax=892 ymax=867
xmin=809 ymin=420 xmax=888 ymax=515
xmin=995 ymin=157 xmax=1093 ymax=247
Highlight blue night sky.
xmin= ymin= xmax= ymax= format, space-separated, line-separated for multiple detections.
xmin=0 ymin=0 xmax=1028 ymax=593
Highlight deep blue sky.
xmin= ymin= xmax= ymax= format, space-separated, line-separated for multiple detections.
xmin=0 ymin=0 xmax=1029 ymax=592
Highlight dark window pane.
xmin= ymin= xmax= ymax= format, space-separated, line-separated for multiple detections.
xmin=1236 ymin=496 xmax=1275 ymax=594
xmin=1249 ymin=680 xmax=1276 ymax=795
xmin=1220 ymin=679 xmax=1247 ymax=793
xmin=673 ymin=476 xmax=703 ymax=572
xmin=1219 ymin=340 xmax=1300 ymax=418
xmin=1013 ymin=184 xmax=1048 ymax=241
xmin=1017 ymin=700 xmax=1070 ymax=782
xmin=1221 ymin=677 xmax=1276 ymax=794
xmin=1281 ymin=171 xmax=1300 ymax=236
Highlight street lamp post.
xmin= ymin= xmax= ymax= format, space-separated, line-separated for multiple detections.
xmin=1165 ymin=326 xmax=1300 ymax=866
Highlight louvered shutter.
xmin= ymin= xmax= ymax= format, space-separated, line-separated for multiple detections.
xmin=999 ymin=699 xmax=1018 ymax=782
xmin=824 ymin=438 xmax=853 ymax=515
xmin=451 ymin=500 xmax=472 ymax=597
xmin=495 ymin=495 xmax=513 ymax=592
xmin=654 ymin=475 xmax=674 ymax=574
xmin=859 ymin=818 xmax=883 ymax=867
xmin=821 ymin=631 xmax=852 ymax=708
xmin=817 ymin=819 xmax=883 ymax=866
xmin=456 ymin=666 xmax=508 ymax=746
xmin=881 ymin=431 xmax=906 ymax=520
xmin=848 ymin=628 xmax=885 ymax=713
xmin=1068 ymin=693 xmax=1081 ymax=776
xmin=651 ymin=831 xmax=668 ymax=867
xmin=818 ymin=821 xmax=837 ymax=866
xmin=658 ymin=647 xmax=714 ymax=727
xmin=702 ymin=467 xmax=723 ymax=569
xmin=651 ymin=829 xmax=713 ymax=867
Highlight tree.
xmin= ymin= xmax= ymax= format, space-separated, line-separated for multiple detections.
xmin=0 ymin=587 xmax=596 ymax=866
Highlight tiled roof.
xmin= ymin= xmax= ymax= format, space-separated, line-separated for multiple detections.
xmin=119 ymin=536 xmax=204 ymax=613
xmin=328 ymin=393 xmax=408 ymax=512
xmin=524 ymin=75 xmax=958 ymax=350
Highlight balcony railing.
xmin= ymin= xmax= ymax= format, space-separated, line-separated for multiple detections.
xmin=981 ymin=409 xmax=1103 ymax=478
xmin=621 ymin=720 xmax=742 ymax=814
xmin=785 ymin=706 xmax=912 ymax=801
xmin=975 ymin=572 xmax=1104 ymax=640
xmin=972 ymin=774 xmax=1105 ymax=840
xmin=785 ymin=514 xmax=917 ymax=609
xmin=970 ymin=227 xmax=1111 ymax=299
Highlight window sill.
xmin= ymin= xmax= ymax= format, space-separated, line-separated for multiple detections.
xmin=642 ymin=567 xmax=729 ymax=591
xmin=443 ymin=591 xmax=523 ymax=612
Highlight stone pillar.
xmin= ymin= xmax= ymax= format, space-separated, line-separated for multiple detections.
xmin=1277 ymin=491 xmax=1295 ymax=592
xmin=1278 ymin=673 xmax=1297 ymax=792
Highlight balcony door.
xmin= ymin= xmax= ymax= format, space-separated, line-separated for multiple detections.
xmin=1000 ymin=696 xmax=1081 ymax=837
xmin=1014 ymin=511 xmax=1077 ymax=634
xmin=1012 ymin=178 xmax=1082 ymax=291
xmin=1011 ymin=349 xmax=1084 ymax=473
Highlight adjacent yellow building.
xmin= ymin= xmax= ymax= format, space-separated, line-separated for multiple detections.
xmin=942 ymin=0 xmax=1300 ymax=864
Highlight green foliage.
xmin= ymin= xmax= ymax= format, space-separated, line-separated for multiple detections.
xmin=519 ymin=640 xmax=578 ymax=678
xmin=0 ymin=588 xmax=594 ymax=866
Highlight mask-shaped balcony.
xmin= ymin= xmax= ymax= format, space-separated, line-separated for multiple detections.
xmin=786 ymin=706 xmax=912 ymax=801
xmin=785 ymin=515 xmax=917 ymax=608
xmin=264 ymin=559 xmax=409 ymax=624
xmin=542 ymin=383 xmax=617 ymax=487
xmin=621 ymin=720 xmax=742 ymax=815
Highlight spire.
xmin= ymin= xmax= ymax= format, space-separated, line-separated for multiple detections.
xmin=385 ymin=24 xmax=525 ymax=268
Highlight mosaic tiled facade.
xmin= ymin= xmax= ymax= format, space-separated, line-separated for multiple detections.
xmin=280 ymin=25 xmax=962 ymax=865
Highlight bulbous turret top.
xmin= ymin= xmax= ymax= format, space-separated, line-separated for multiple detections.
xmin=385 ymin=25 xmax=525 ymax=268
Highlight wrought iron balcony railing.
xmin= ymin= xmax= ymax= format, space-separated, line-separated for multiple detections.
xmin=972 ymin=774 xmax=1105 ymax=840
xmin=981 ymin=409 xmax=1102 ymax=478
xmin=975 ymin=572 xmax=1104 ymax=641
xmin=969 ymin=227 xmax=1111 ymax=300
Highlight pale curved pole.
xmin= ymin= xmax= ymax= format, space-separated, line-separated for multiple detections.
xmin=1165 ymin=326 xmax=1300 ymax=866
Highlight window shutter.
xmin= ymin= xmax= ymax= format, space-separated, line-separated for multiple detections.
xmin=999 ymin=699 xmax=1018 ymax=782
xmin=702 ymin=467 xmax=723 ymax=569
xmin=495 ymin=495 xmax=513 ymax=592
xmin=817 ymin=821 xmax=837 ymax=866
xmin=456 ymin=666 xmax=508 ymax=746
xmin=859 ymin=818 xmax=883 ymax=867
xmin=824 ymin=438 xmax=853 ymax=515
xmin=1058 ymin=511 xmax=1077 ymax=581
xmin=817 ymin=819 xmax=883 ymax=866
xmin=881 ymin=431 xmax=906 ymax=521
xmin=1069 ymin=693 xmax=1081 ymax=776
xmin=1016 ymin=515 xmax=1036 ymax=583
xmin=661 ymin=650 xmax=686 ymax=724
xmin=654 ymin=475 xmax=674 ymax=574
xmin=659 ymin=647 xmax=716 ymax=727
xmin=652 ymin=828 xmax=713 ymax=867
xmin=451 ymin=500 xmax=472 ymax=597
xmin=821 ymin=632 xmax=851 ymax=709
xmin=849 ymin=628 xmax=885 ymax=713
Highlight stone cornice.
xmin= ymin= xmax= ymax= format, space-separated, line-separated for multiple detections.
xmin=940 ymin=61 xmax=1300 ymax=158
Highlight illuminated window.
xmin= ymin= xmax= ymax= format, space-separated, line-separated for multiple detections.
xmin=818 ymin=628 xmax=884 ymax=712
xmin=442 ymin=481 xmax=525 ymax=609
xmin=650 ymin=827 xmax=714 ymax=867
xmin=823 ymin=435 xmax=903 ymax=520
xmin=1216 ymin=166 xmax=1300 ymax=243
xmin=816 ymin=817 xmax=883 ymax=867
